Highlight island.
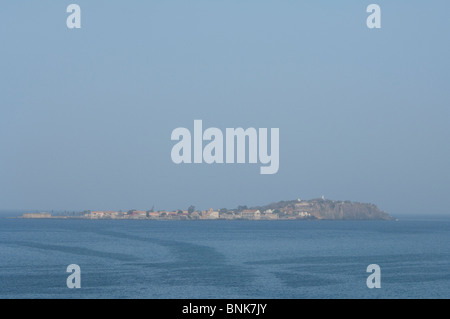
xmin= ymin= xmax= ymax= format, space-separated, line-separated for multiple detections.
xmin=19 ymin=198 xmax=394 ymax=221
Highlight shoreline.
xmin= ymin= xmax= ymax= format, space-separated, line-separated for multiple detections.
xmin=8 ymin=216 xmax=396 ymax=221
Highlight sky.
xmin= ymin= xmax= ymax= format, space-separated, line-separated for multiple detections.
xmin=0 ymin=1 xmax=449 ymax=215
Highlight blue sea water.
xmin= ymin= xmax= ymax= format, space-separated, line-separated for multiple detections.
xmin=0 ymin=217 xmax=449 ymax=299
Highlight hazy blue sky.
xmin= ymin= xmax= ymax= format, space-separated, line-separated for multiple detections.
xmin=1 ymin=1 xmax=449 ymax=215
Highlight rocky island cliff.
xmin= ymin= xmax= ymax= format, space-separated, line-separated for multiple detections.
xmin=251 ymin=198 xmax=394 ymax=220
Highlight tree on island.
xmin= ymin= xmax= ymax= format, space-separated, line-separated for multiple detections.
xmin=237 ymin=205 xmax=248 ymax=212
xmin=188 ymin=205 xmax=195 ymax=214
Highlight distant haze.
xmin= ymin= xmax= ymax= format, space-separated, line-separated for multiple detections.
xmin=0 ymin=1 xmax=449 ymax=215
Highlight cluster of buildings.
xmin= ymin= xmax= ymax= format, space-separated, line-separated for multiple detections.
xmin=20 ymin=199 xmax=317 ymax=220
xmin=85 ymin=207 xmax=312 ymax=220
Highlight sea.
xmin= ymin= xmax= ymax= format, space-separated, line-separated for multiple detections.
xmin=0 ymin=216 xmax=449 ymax=299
